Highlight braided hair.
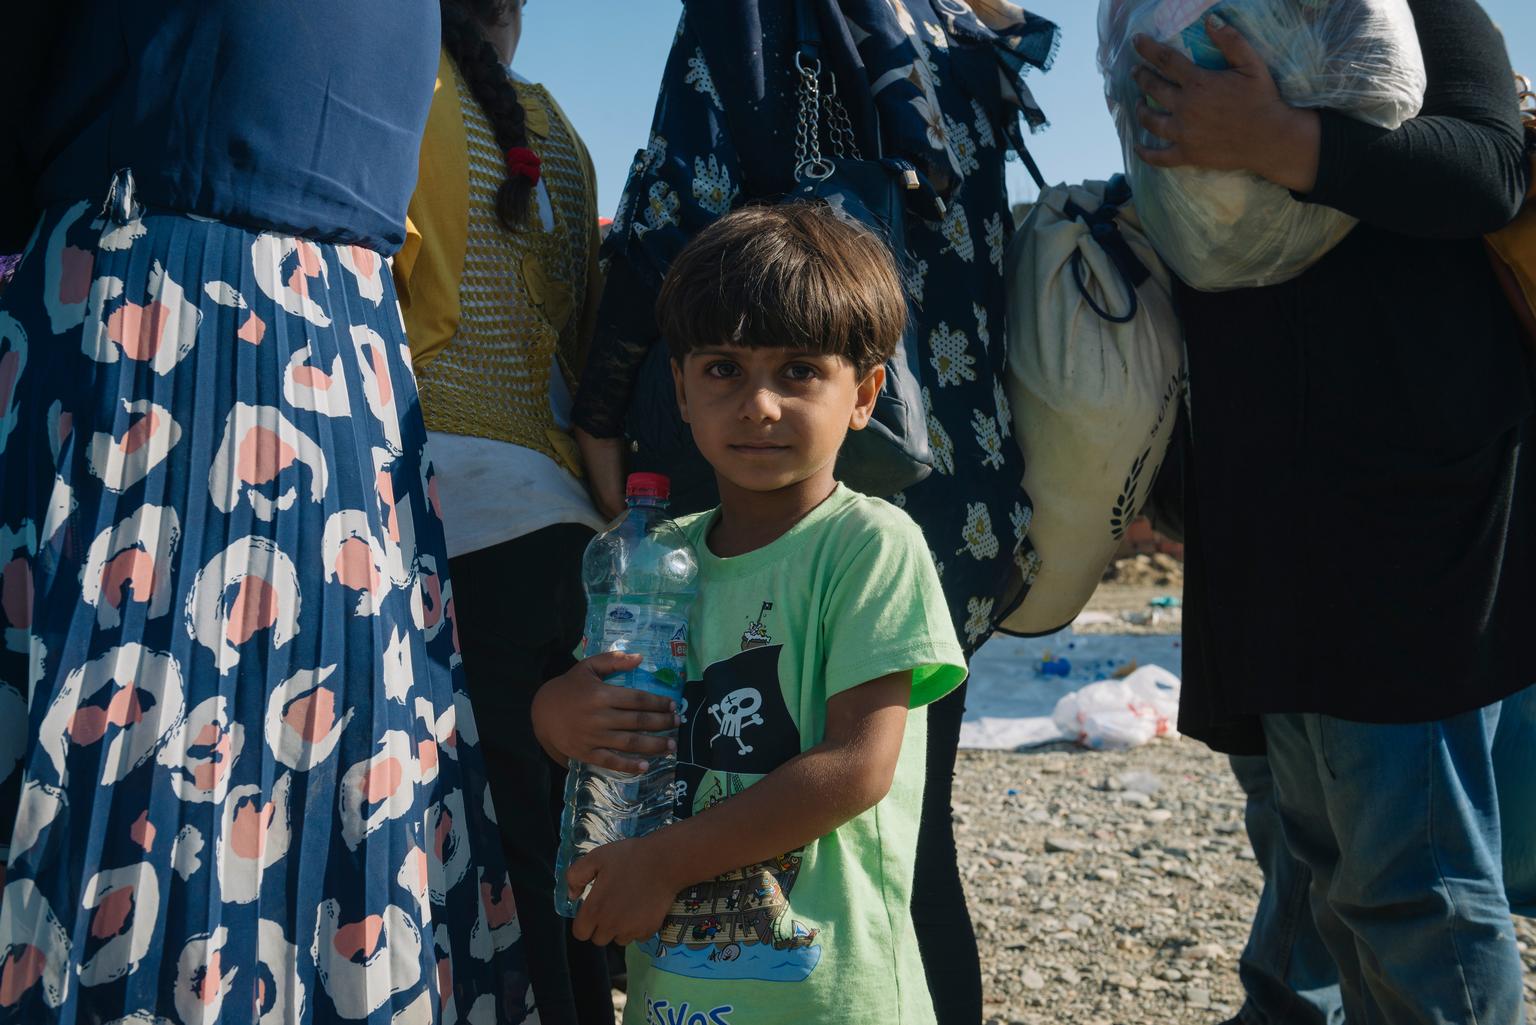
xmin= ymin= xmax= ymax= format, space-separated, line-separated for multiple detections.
xmin=440 ymin=0 xmax=535 ymax=231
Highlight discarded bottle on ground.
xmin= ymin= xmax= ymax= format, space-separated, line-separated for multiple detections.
xmin=555 ymin=472 xmax=699 ymax=917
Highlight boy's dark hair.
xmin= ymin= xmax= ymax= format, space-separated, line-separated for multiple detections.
xmin=656 ymin=202 xmax=907 ymax=376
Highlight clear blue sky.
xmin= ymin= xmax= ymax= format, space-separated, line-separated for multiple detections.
xmin=518 ymin=1 xmax=1536 ymax=216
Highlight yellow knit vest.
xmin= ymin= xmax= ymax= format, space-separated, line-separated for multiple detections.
xmin=413 ymin=67 xmax=594 ymax=474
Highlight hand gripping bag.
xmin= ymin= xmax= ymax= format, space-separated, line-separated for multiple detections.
xmin=1098 ymin=0 xmax=1426 ymax=291
xmin=1001 ymin=177 xmax=1184 ymax=636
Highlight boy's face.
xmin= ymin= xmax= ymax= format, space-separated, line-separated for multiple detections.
xmin=673 ymin=346 xmax=884 ymax=495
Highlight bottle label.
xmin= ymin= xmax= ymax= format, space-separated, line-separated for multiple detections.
xmin=586 ymin=598 xmax=690 ymax=695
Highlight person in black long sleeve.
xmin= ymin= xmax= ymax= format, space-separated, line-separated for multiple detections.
xmin=1128 ymin=2 xmax=1533 ymax=1022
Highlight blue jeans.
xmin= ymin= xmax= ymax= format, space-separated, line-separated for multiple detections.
xmin=1241 ymin=701 xmax=1524 ymax=1024
xmin=1494 ymin=684 xmax=1536 ymax=916
xmin=1228 ymin=753 xmax=1346 ymax=1025
xmin=1231 ymin=689 xmax=1536 ymax=1024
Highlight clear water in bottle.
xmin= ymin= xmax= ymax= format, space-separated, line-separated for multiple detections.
xmin=555 ymin=472 xmax=699 ymax=917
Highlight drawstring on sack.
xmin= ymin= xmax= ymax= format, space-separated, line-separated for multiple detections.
xmin=1064 ymin=174 xmax=1149 ymax=325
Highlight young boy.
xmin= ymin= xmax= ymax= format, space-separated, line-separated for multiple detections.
xmin=531 ymin=203 xmax=967 ymax=1025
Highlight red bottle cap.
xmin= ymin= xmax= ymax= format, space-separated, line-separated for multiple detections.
xmin=626 ymin=472 xmax=671 ymax=500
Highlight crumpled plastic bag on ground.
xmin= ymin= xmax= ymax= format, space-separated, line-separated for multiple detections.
xmin=1098 ymin=0 xmax=1426 ymax=291
xmin=1052 ymin=665 xmax=1182 ymax=750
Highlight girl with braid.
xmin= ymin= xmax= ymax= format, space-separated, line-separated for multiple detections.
xmin=395 ymin=3 xmax=672 ymax=1021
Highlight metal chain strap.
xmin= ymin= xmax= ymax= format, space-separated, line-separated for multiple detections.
xmin=824 ymin=77 xmax=863 ymax=161
xmin=794 ymin=52 xmax=835 ymax=182
xmin=821 ymin=92 xmax=845 ymax=159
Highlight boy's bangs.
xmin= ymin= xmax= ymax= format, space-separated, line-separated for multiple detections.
xmin=657 ymin=202 xmax=907 ymax=373
xmin=675 ymin=262 xmax=853 ymax=361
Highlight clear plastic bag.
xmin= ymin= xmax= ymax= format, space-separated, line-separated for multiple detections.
xmin=1051 ymin=666 xmax=1182 ymax=751
xmin=1098 ymin=0 xmax=1426 ymax=291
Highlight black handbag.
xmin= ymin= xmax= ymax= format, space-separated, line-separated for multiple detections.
xmin=630 ymin=0 xmax=935 ymax=501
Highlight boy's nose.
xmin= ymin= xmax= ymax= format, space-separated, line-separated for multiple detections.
xmin=739 ymin=387 xmax=782 ymax=422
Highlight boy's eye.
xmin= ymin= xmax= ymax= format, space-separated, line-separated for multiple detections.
xmin=783 ymin=363 xmax=819 ymax=382
xmin=704 ymin=360 xmax=740 ymax=379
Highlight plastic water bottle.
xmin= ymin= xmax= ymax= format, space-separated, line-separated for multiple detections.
xmin=555 ymin=472 xmax=699 ymax=917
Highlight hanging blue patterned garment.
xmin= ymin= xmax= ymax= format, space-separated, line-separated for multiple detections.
xmin=572 ymin=0 xmax=1057 ymax=653
xmin=0 ymin=177 xmax=534 ymax=1024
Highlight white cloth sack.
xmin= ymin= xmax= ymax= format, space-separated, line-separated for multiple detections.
xmin=1052 ymin=666 xmax=1182 ymax=750
xmin=1098 ymin=0 xmax=1425 ymax=291
xmin=1002 ymin=180 xmax=1184 ymax=635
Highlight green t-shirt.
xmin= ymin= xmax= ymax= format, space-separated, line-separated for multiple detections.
xmin=624 ymin=484 xmax=967 ymax=1025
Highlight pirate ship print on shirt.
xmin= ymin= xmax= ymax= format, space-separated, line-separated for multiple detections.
xmin=635 ymin=845 xmax=821 ymax=983
xmin=740 ymin=601 xmax=773 ymax=650
xmin=642 ymin=601 xmax=823 ymax=983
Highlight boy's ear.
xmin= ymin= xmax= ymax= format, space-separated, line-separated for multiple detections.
xmin=671 ymin=357 xmax=691 ymax=424
xmin=848 ymin=364 xmax=885 ymax=432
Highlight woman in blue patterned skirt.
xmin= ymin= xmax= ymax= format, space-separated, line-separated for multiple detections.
xmin=0 ymin=4 xmax=534 ymax=1021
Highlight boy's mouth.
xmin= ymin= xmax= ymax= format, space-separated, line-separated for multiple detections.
xmin=729 ymin=442 xmax=791 ymax=454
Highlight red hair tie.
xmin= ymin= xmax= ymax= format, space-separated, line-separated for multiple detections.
xmin=505 ymin=147 xmax=542 ymax=185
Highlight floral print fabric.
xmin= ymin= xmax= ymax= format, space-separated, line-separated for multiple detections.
xmin=0 ymin=180 xmax=534 ymax=1024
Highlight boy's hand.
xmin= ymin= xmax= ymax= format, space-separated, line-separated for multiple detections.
xmin=531 ymin=652 xmax=679 ymax=771
xmin=568 ymin=835 xmax=679 ymax=946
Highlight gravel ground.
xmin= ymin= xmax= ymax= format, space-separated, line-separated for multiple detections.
xmin=959 ymin=740 xmax=1536 ymax=1024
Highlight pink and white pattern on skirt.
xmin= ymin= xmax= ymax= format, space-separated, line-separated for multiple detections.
xmin=0 ymin=173 xmax=537 ymax=1024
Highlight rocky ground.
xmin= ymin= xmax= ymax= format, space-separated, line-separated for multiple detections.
xmin=1103 ymin=553 xmax=1185 ymax=592
xmin=964 ymin=566 xmax=1534 ymax=1023
xmin=1072 ymin=554 xmax=1186 ymax=635
xmin=959 ymin=741 xmax=1536 ymax=1024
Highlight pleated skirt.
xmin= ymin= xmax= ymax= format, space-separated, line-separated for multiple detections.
xmin=0 ymin=172 xmax=535 ymax=1023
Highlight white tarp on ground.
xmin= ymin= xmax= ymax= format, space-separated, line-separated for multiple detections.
xmin=960 ymin=627 xmax=1183 ymax=749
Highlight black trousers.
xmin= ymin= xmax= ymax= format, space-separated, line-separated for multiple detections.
xmin=450 ymin=524 xmax=613 ymax=1025
xmin=912 ymin=680 xmax=982 ymax=1024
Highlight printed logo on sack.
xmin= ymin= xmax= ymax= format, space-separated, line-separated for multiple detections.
xmin=670 ymin=625 xmax=689 ymax=658
xmin=608 ymin=608 xmax=635 ymax=622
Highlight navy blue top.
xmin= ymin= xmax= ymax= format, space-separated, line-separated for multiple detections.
xmin=1 ymin=2 xmax=439 ymax=254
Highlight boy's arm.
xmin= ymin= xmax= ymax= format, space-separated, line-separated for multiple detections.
xmin=567 ymin=671 xmax=912 ymax=946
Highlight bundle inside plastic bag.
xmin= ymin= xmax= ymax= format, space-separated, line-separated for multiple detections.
xmin=1098 ymin=0 xmax=1426 ymax=291
xmin=1052 ymin=666 xmax=1181 ymax=750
